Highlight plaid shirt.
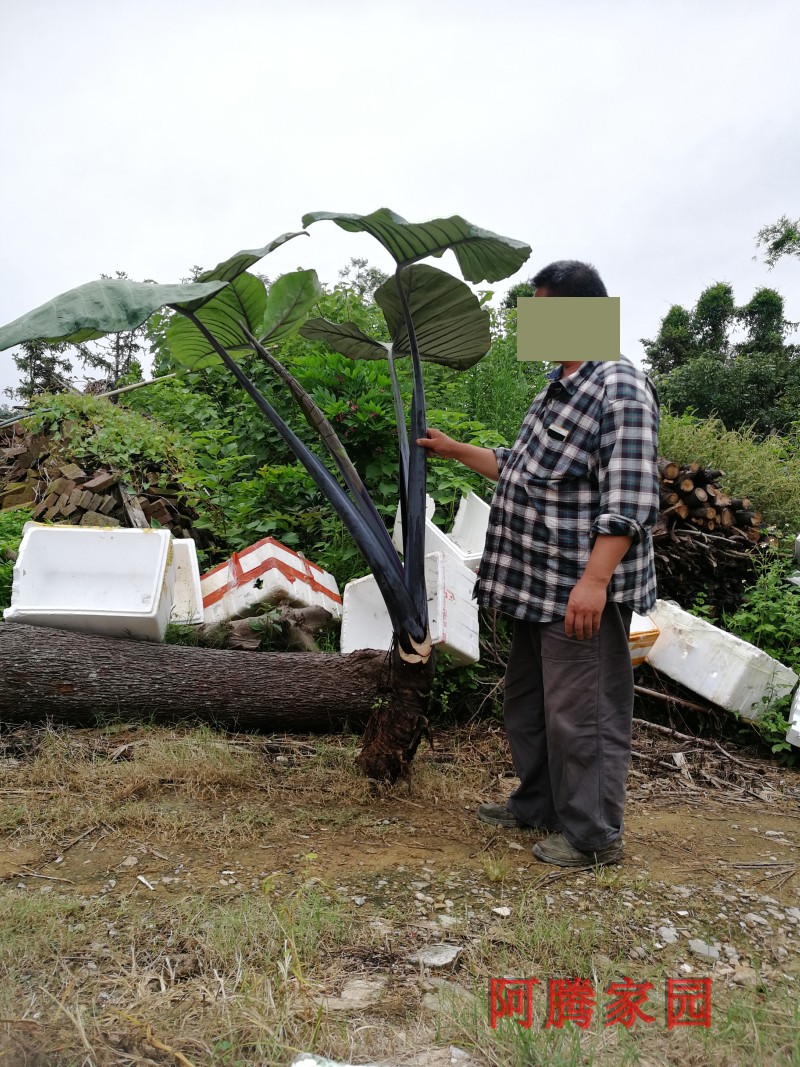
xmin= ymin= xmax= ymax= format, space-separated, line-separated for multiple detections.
xmin=475 ymin=358 xmax=660 ymax=622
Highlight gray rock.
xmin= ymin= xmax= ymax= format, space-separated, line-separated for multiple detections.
xmin=408 ymin=944 xmax=463 ymax=968
xmin=421 ymin=978 xmax=479 ymax=1014
xmin=658 ymin=926 xmax=680 ymax=944
xmin=688 ymin=939 xmax=720 ymax=961
xmin=318 ymin=975 xmax=388 ymax=1012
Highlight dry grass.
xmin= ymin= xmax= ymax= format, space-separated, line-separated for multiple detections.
xmin=1 ymin=722 xmax=799 ymax=1066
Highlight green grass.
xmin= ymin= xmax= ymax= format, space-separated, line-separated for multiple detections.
xmin=659 ymin=411 xmax=800 ymax=539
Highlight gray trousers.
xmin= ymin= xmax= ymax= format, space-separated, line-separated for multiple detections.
xmin=503 ymin=602 xmax=634 ymax=852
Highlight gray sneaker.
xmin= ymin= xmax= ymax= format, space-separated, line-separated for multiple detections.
xmin=477 ymin=803 xmax=552 ymax=831
xmin=532 ymin=832 xmax=623 ymax=868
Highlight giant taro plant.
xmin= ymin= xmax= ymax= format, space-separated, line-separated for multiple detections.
xmin=0 ymin=209 xmax=530 ymax=781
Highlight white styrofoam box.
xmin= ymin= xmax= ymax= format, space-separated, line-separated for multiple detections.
xmin=393 ymin=493 xmax=487 ymax=572
xmin=646 ymin=599 xmax=799 ymax=721
xmin=340 ymin=551 xmax=479 ymax=665
xmin=201 ymin=536 xmax=342 ymax=626
xmin=391 ymin=495 xmax=436 ymax=554
xmin=169 ymin=538 xmax=204 ymax=625
xmin=4 ymin=523 xmax=174 ymax=641
xmin=787 ymin=685 xmax=800 ymax=749
xmin=628 ymin=611 xmax=660 ymax=668
xmin=449 ymin=491 xmax=491 ymax=565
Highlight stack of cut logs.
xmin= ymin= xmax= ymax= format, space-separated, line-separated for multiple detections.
xmin=653 ymin=458 xmax=768 ymax=616
xmin=0 ymin=423 xmax=203 ymax=541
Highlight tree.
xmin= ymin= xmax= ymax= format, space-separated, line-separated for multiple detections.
xmin=5 ymin=339 xmax=79 ymax=403
xmin=640 ymin=305 xmax=697 ymax=375
xmin=0 ymin=210 xmax=531 ymax=783
xmin=501 ymin=277 xmax=535 ymax=310
xmin=77 ymin=271 xmax=149 ymax=388
xmin=336 ymin=257 xmax=389 ymax=301
xmin=643 ymin=282 xmax=799 ymax=436
xmin=756 ymin=215 xmax=800 ymax=268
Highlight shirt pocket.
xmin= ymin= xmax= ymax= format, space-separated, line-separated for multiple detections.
xmin=519 ymin=425 xmax=599 ymax=485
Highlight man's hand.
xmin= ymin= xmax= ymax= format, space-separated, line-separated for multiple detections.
xmin=566 ymin=534 xmax=633 ymax=638
xmin=416 ymin=428 xmax=460 ymax=460
xmin=416 ymin=428 xmax=501 ymax=480
xmin=564 ymin=574 xmax=608 ymax=639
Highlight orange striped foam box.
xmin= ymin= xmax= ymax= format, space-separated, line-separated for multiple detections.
xmin=628 ymin=611 xmax=660 ymax=668
xmin=200 ymin=537 xmax=342 ymax=625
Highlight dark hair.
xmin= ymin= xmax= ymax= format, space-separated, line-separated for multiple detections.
xmin=532 ymin=260 xmax=608 ymax=298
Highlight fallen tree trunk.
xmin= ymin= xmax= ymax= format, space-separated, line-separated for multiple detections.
xmin=0 ymin=623 xmax=388 ymax=732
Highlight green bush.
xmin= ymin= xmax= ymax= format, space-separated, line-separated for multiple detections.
xmin=0 ymin=508 xmax=33 ymax=610
xmin=710 ymin=555 xmax=800 ymax=757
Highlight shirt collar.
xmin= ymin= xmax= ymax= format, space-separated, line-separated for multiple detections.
xmin=545 ymin=361 xmax=597 ymax=396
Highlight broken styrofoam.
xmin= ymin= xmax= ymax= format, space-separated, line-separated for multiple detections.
xmin=4 ymin=523 xmax=174 ymax=641
xmin=291 ymin=1057 xmax=384 ymax=1067
xmin=392 ymin=492 xmax=490 ymax=573
xmin=200 ymin=536 xmax=341 ymax=626
xmin=646 ymin=599 xmax=799 ymax=721
xmin=340 ymin=551 xmax=479 ymax=665
xmin=169 ymin=538 xmax=204 ymax=625
xmin=787 ymin=685 xmax=800 ymax=749
xmin=629 ymin=611 xmax=660 ymax=668
xmin=448 ymin=491 xmax=491 ymax=565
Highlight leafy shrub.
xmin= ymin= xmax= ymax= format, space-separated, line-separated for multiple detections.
xmin=724 ymin=555 xmax=800 ymax=674
xmin=717 ymin=555 xmax=800 ymax=756
xmin=0 ymin=508 xmax=33 ymax=610
xmin=27 ymin=392 xmax=194 ymax=486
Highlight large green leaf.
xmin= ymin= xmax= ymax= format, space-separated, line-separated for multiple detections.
xmin=176 ymin=231 xmax=307 ymax=313
xmin=259 ymin=269 xmax=322 ymax=343
xmin=377 ymin=265 xmax=491 ymax=369
xmin=299 ymin=318 xmax=391 ymax=360
xmin=195 ymin=232 xmax=306 ymax=286
xmin=302 ymin=208 xmax=531 ymax=283
xmin=0 ymin=278 xmax=227 ymax=350
xmin=167 ymin=273 xmax=267 ymax=370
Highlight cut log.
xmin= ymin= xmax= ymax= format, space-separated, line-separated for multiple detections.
xmin=735 ymin=510 xmax=762 ymax=527
xmin=683 ymin=487 xmax=708 ymax=506
xmin=658 ymin=459 xmax=680 ymax=481
xmin=718 ymin=508 xmax=734 ymax=527
xmin=0 ymin=623 xmax=389 ymax=732
xmin=697 ymin=468 xmax=724 ymax=484
xmin=662 ymin=502 xmax=689 ymax=520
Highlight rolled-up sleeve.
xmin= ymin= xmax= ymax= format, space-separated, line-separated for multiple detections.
xmin=495 ymin=445 xmax=512 ymax=474
xmin=590 ymin=399 xmax=660 ymax=546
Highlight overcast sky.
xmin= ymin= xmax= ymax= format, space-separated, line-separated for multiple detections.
xmin=1 ymin=0 xmax=798 ymax=398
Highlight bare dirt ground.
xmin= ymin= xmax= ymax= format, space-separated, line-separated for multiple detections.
xmin=1 ymin=720 xmax=799 ymax=1066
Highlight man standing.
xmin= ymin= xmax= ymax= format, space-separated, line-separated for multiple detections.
xmin=418 ymin=261 xmax=659 ymax=868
